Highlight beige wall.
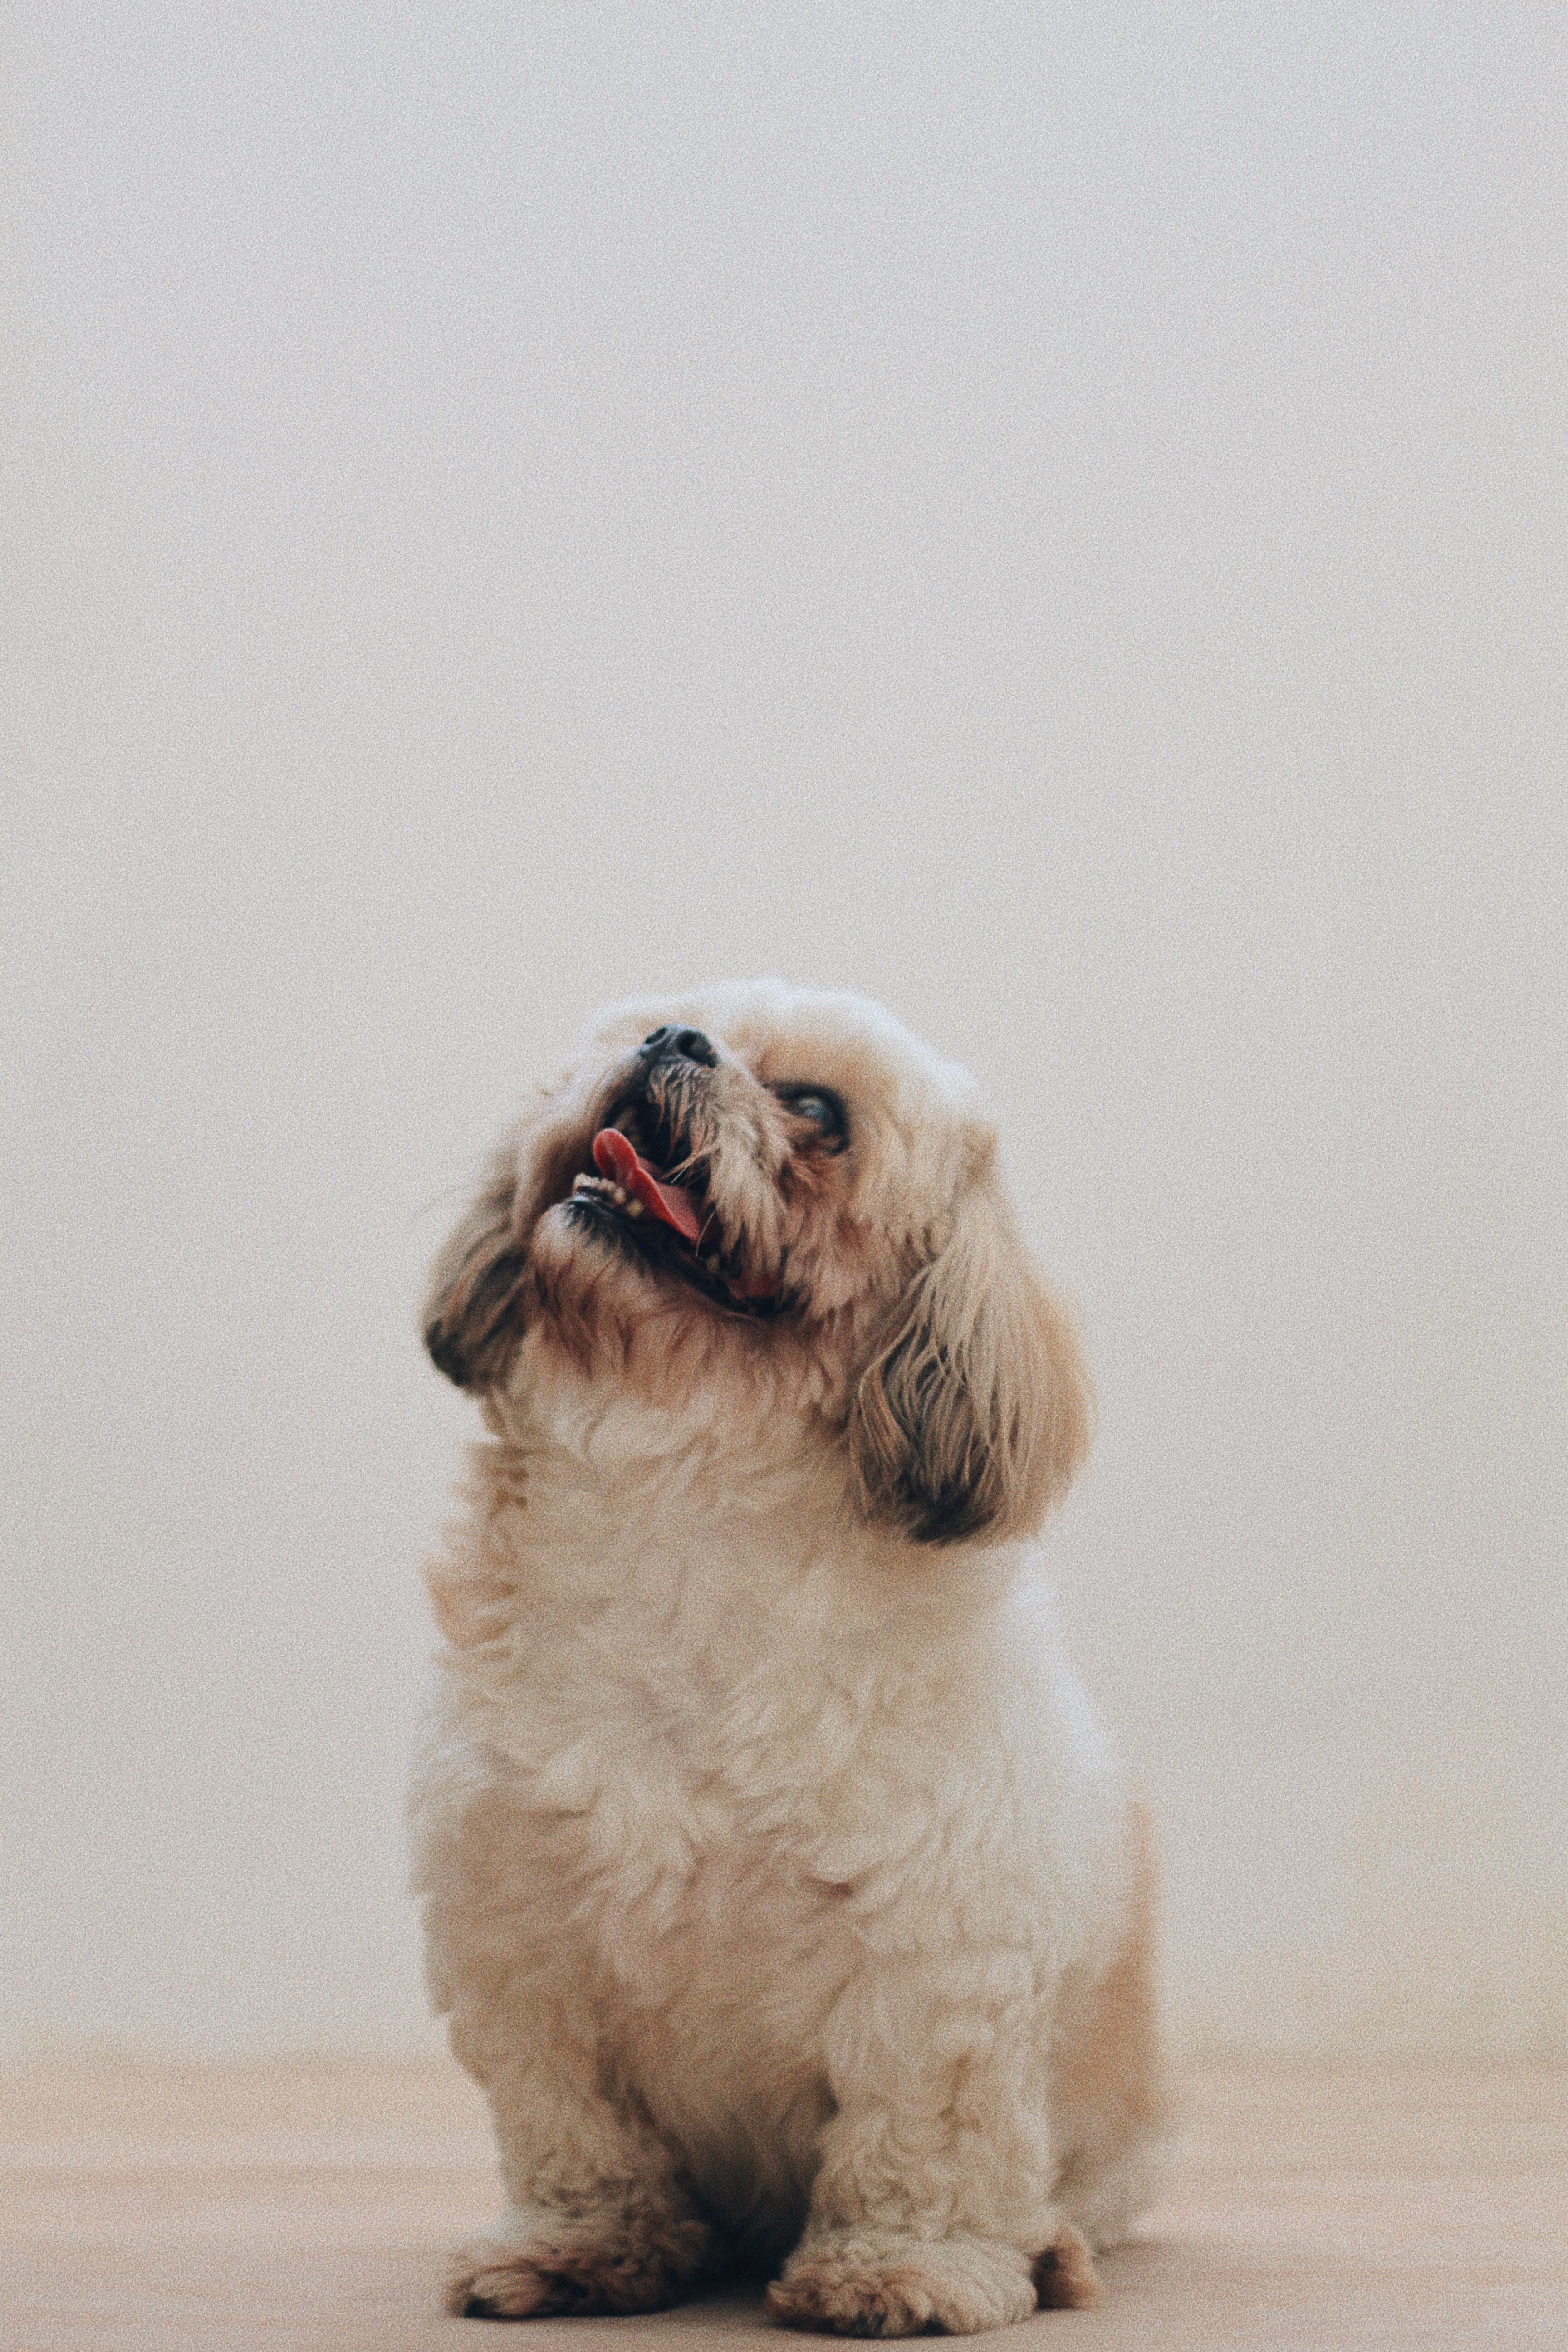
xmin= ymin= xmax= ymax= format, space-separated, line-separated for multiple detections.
xmin=4 ymin=5 xmax=1564 ymax=2062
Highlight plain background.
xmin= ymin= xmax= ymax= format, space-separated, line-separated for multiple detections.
xmin=3 ymin=4 xmax=1564 ymax=2065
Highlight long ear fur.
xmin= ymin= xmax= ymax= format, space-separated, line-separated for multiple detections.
xmin=424 ymin=1086 xmax=593 ymax=1390
xmin=849 ymin=1170 xmax=1092 ymax=1545
xmin=421 ymin=1142 xmax=534 ymax=1391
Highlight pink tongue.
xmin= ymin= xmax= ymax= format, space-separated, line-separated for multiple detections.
xmin=592 ymin=1128 xmax=704 ymax=1244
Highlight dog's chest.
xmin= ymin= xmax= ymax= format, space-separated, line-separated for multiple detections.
xmin=534 ymin=1651 xmax=871 ymax=1989
xmin=501 ymin=1521 xmax=1025 ymax=1963
xmin=500 ymin=1539 xmax=936 ymax=2019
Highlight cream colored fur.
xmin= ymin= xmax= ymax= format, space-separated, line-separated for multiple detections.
xmin=411 ymin=981 xmax=1176 ymax=2333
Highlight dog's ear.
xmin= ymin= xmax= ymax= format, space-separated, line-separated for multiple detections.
xmin=848 ymin=1153 xmax=1092 ymax=1544
xmin=422 ymin=1143 xmax=534 ymax=1392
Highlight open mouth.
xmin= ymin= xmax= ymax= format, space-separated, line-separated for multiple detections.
xmin=564 ymin=1105 xmax=782 ymax=1314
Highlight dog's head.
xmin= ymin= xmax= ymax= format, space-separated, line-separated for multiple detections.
xmin=424 ymin=982 xmax=1090 ymax=1545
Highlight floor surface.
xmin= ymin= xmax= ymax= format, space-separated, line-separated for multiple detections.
xmin=2 ymin=2059 xmax=1563 ymax=2350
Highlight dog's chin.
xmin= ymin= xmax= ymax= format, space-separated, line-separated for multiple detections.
xmin=564 ymin=1192 xmax=770 ymax=1314
xmin=525 ymin=1195 xmax=779 ymax=1369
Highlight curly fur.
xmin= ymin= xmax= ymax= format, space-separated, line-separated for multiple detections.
xmin=411 ymin=981 xmax=1176 ymax=2333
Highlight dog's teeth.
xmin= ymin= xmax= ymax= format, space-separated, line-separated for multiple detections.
xmin=706 ymin=1253 xmax=721 ymax=1272
xmin=611 ymin=1184 xmax=627 ymax=1205
xmin=626 ymin=1200 xmax=644 ymax=1217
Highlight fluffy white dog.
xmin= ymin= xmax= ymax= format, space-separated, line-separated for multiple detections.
xmin=411 ymin=982 xmax=1175 ymax=2334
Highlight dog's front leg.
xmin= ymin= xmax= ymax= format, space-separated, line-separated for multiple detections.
xmin=442 ymin=1989 xmax=713 ymax=2318
xmin=767 ymin=1955 xmax=1099 ymax=2337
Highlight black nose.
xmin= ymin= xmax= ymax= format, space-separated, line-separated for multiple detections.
xmin=639 ymin=1024 xmax=717 ymax=1069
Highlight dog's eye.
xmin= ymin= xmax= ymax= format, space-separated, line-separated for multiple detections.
xmin=774 ymin=1086 xmax=848 ymax=1150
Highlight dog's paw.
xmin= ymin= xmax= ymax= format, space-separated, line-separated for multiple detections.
xmin=445 ymin=2201 xmax=712 ymax=2318
xmin=1031 ymin=2222 xmax=1101 ymax=2310
xmin=767 ymin=2231 xmax=1038 ymax=2337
